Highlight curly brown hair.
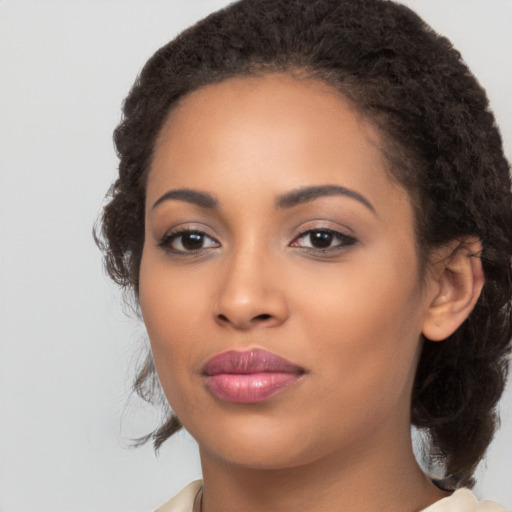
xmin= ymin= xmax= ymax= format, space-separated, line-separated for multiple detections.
xmin=96 ymin=0 xmax=512 ymax=489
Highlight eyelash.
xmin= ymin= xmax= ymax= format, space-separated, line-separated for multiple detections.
xmin=157 ymin=227 xmax=357 ymax=256
xmin=290 ymin=228 xmax=357 ymax=253
xmin=157 ymin=229 xmax=220 ymax=256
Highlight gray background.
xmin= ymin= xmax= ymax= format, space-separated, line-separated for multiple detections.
xmin=0 ymin=1 xmax=510 ymax=510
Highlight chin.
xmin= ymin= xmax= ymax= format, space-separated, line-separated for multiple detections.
xmin=201 ymin=441 xmax=314 ymax=471
xmin=188 ymin=412 xmax=330 ymax=471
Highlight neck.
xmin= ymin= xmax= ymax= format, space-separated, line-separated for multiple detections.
xmin=198 ymin=424 xmax=449 ymax=512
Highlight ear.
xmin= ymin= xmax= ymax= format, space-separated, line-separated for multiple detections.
xmin=422 ymin=237 xmax=485 ymax=342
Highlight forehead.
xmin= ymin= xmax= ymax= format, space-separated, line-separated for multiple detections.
xmin=148 ymin=73 xmax=410 ymax=216
xmin=156 ymin=73 xmax=376 ymax=155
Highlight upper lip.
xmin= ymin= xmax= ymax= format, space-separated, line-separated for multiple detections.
xmin=202 ymin=349 xmax=305 ymax=376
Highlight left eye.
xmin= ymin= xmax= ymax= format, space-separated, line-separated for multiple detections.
xmin=159 ymin=230 xmax=220 ymax=253
xmin=291 ymin=229 xmax=356 ymax=250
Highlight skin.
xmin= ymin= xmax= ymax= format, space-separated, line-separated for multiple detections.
xmin=139 ymin=74 xmax=462 ymax=511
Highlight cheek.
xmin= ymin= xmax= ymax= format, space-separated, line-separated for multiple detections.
xmin=138 ymin=251 xmax=203 ymax=393
xmin=297 ymin=244 xmax=422 ymax=338
xmin=295 ymin=244 xmax=424 ymax=391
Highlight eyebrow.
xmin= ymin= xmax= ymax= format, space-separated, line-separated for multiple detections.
xmin=276 ymin=185 xmax=376 ymax=214
xmin=152 ymin=188 xmax=219 ymax=210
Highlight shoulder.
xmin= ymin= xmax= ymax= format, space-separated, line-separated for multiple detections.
xmin=421 ymin=489 xmax=509 ymax=512
xmin=152 ymin=483 xmax=509 ymax=512
xmin=154 ymin=480 xmax=203 ymax=512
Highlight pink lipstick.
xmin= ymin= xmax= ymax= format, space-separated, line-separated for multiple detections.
xmin=202 ymin=349 xmax=305 ymax=403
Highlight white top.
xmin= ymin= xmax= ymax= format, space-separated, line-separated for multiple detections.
xmin=155 ymin=480 xmax=509 ymax=512
xmin=421 ymin=489 xmax=508 ymax=512
xmin=155 ymin=481 xmax=203 ymax=512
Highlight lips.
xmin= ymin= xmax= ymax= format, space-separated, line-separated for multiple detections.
xmin=202 ymin=349 xmax=305 ymax=403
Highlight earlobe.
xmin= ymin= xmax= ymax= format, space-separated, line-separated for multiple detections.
xmin=422 ymin=238 xmax=485 ymax=342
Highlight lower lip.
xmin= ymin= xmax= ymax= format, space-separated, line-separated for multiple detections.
xmin=204 ymin=372 xmax=302 ymax=403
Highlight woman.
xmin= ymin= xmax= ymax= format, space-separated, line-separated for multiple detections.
xmin=97 ymin=0 xmax=512 ymax=510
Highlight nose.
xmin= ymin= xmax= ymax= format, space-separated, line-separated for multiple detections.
xmin=212 ymin=248 xmax=289 ymax=330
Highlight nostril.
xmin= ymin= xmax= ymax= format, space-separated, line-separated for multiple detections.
xmin=254 ymin=314 xmax=272 ymax=321
xmin=217 ymin=313 xmax=272 ymax=324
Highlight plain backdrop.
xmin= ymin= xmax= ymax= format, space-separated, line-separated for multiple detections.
xmin=0 ymin=1 xmax=511 ymax=511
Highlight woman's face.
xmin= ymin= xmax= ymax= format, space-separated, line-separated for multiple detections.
xmin=140 ymin=74 xmax=434 ymax=470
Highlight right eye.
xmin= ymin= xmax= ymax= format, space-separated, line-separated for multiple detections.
xmin=158 ymin=229 xmax=220 ymax=253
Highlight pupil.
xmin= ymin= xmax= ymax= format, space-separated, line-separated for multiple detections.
xmin=182 ymin=233 xmax=204 ymax=250
xmin=311 ymin=231 xmax=332 ymax=248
